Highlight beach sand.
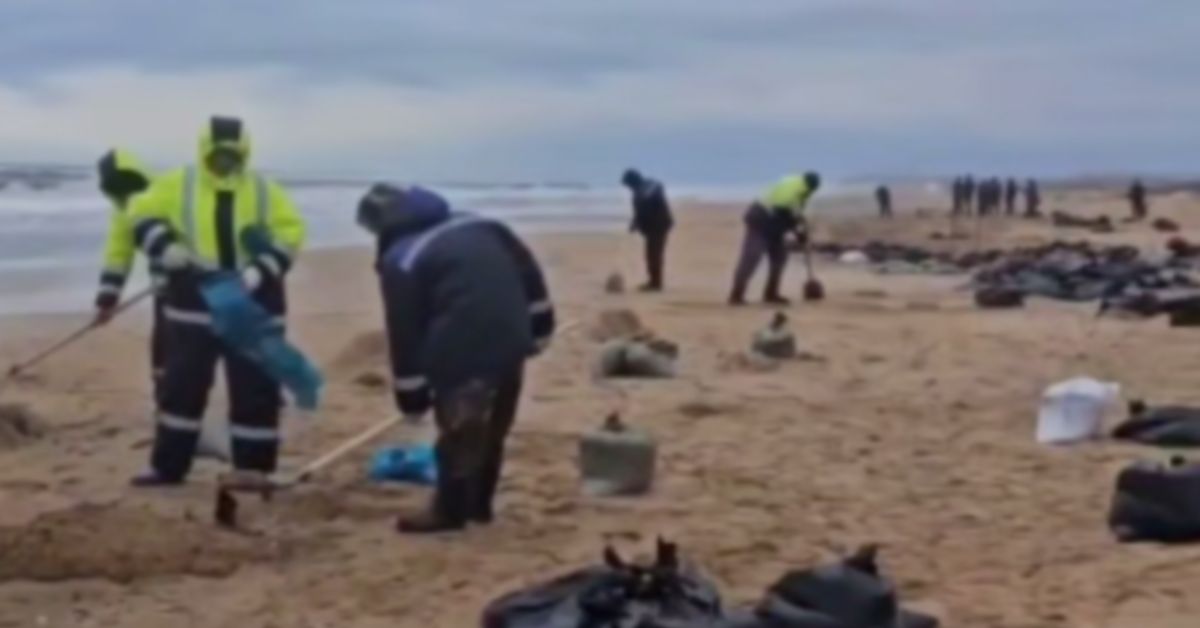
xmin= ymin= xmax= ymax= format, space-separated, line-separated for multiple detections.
xmin=3 ymin=190 xmax=1200 ymax=627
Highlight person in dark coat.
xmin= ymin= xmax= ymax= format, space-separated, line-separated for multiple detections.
xmin=357 ymin=183 xmax=556 ymax=533
xmin=621 ymin=169 xmax=674 ymax=291
xmin=1129 ymin=179 xmax=1148 ymax=221
xmin=963 ymin=175 xmax=976 ymax=216
xmin=1025 ymin=179 xmax=1042 ymax=218
xmin=1005 ymin=178 xmax=1019 ymax=215
xmin=875 ymin=185 xmax=893 ymax=219
xmin=951 ymin=177 xmax=963 ymax=216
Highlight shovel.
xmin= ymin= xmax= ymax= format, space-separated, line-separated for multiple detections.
xmin=3 ymin=287 xmax=154 ymax=385
xmin=802 ymin=242 xmax=825 ymax=302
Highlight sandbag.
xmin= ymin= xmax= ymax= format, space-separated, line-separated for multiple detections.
xmin=1111 ymin=400 xmax=1200 ymax=447
xmin=733 ymin=546 xmax=938 ymax=628
xmin=596 ymin=338 xmax=679 ymax=379
xmin=481 ymin=540 xmax=724 ymax=628
xmin=752 ymin=312 xmax=797 ymax=360
xmin=1108 ymin=457 xmax=1200 ymax=543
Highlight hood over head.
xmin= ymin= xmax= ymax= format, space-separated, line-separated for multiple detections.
xmin=97 ymin=148 xmax=152 ymax=207
xmin=357 ymin=182 xmax=451 ymax=237
xmin=198 ymin=115 xmax=252 ymax=181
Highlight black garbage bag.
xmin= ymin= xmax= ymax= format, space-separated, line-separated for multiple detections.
xmin=1108 ymin=457 xmax=1200 ymax=543
xmin=481 ymin=540 xmax=725 ymax=628
xmin=1112 ymin=400 xmax=1200 ymax=447
xmin=974 ymin=287 xmax=1025 ymax=309
xmin=730 ymin=546 xmax=938 ymax=628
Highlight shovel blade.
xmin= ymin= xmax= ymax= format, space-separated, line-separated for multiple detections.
xmin=804 ymin=280 xmax=826 ymax=301
xmin=217 ymin=470 xmax=280 ymax=494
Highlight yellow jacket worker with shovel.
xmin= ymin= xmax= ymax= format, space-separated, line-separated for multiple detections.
xmin=127 ymin=116 xmax=306 ymax=487
xmin=728 ymin=172 xmax=821 ymax=305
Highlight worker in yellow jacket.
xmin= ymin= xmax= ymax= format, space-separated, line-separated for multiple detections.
xmin=127 ymin=116 xmax=306 ymax=486
xmin=728 ymin=172 xmax=821 ymax=305
xmin=93 ymin=149 xmax=164 ymax=396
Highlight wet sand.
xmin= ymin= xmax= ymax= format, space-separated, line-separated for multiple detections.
xmin=3 ymin=190 xmax=1200 ymax=627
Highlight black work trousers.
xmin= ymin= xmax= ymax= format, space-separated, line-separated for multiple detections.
xmin=730 ymin=226 xmax=789 ymax=302
xmin=642 ymin=228 xmax=670 ymax=289
xmin=431 ymin=366 xmax=523 ymax=525
xmin=150 ymin=319 xmax=282 ymax=480
xmin=150 ymin=297 xmax=168 ymax=404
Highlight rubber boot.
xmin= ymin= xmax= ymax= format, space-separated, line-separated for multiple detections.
xmin=397 ymin=476 xmax=471 ymax=534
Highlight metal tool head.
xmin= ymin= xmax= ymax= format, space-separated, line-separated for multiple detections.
xmin=214 ymin=488 xmax=239 ymax=529
xmin=804 ymin=279 xmax=826 ymax=302
xmin=217 ymin=470 xmax=282 ymax=498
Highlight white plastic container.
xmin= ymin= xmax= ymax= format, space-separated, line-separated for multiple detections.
xmin=1036 ymin=377 xmax=1121 ymax=445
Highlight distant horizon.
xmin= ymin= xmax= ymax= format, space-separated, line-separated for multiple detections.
xmin=0 ymin=160 xmax=1195 ymax=190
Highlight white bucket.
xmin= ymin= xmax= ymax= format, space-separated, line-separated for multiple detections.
xmin=1036 ymin=377 xmax=1121 ymax=445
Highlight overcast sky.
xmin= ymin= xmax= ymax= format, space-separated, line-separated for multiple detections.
xmin=0 ymin=0 xmax=1193 ymax=182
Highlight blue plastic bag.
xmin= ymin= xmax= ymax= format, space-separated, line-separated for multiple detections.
xmin=369 ymin=443 xmax=438 ymax=485
xmin=198 ymin=272 xmax=324 ymax=410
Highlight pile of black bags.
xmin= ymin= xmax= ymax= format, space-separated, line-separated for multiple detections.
xmin=481 ymin=540 xmax=938 ymax=628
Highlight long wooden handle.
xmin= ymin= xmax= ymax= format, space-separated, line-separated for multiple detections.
xmin=293 ymin=416 xmax=404 ymax=481
xmin=6 ymin=287 xmax=155 ymax=377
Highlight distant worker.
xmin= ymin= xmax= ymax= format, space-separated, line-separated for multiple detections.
xmin=728 ymin=172 xmax=821 ymax=306
xmin=1128 ymin=179 xmax=1148 ymax=221
xmin=93 ymin=149 xmax=164 ymax=398
xmin=356 ymin=183 xmax=555 ymax=533
xmin=963 ymin=175 xmax=976 ymax=216
xmin=951 ymin=177 xmax=963 ymax=215
xmin=875 ymin=185 xmax=893 ymax=219
xmin=128 ymin=116 xmax=306 ymax=486
xmin=621 ymin=169 xmax=674 ymax=292
xmin=1024 ymin=178 xmax=1042 ymax=218
xmin=1005 ymin=178 xmax=1019 ymax=216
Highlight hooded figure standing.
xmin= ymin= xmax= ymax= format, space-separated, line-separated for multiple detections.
xmin=875 ymin=185 xmax=893 ymax=218
xmin=1024 ymin=179 xmax=1042 ymax=218
xmin=1005 ymin=178 xmax=1019 ymax=216
xmin=621 ymin=169 xmax=673 ymax=292
xmin=728 ymin=172 xmax=821 ymax=306
xmin=127 ymin=116 xmax=306 ymax=486
xmin=357 ymin=183 xmax=555 ymax=533
xmin=93 ymin=149 xmax=164 ymax=398
xmin=1128 ymin=179 xmax=1148 ymax=221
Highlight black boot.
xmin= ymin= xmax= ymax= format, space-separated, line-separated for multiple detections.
xmin=130 ymin=468 xmax=185 ymax=488
xmin=397 ymin=477 xmax=470 ymax=534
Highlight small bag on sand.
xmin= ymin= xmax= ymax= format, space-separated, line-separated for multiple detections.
xmin=752 ymin=312 xmax=797 ymax=360
xmin=1109 ymin=456 xmax=1200 ymax=543
xmin=595 ymin=338 xmax=679 ymax=379
xmin=579 ymin=414 xmax=657 ymax=497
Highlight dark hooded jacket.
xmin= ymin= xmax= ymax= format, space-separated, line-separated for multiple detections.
xmin=373 ymin=187 xmax=555 ymax=415
xmin=625 ymin=174 xmax=674 ymax=234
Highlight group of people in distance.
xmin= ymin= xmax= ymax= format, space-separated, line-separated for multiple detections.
xmin=952 ymin=175 xmax=1041 ymax=218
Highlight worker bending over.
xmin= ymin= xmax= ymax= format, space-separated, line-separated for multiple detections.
xmin=729 ymin=172 xmax=821 ymax=305
xmin=621 ymin=169 xmax=674 ymax=292
xmin=357 ymin=183 xmax=555 ymax=533
xmin=128 ymin=116 xmax=305 ymax=486
xmin=93 ymin=148 xmax=165 ymax=398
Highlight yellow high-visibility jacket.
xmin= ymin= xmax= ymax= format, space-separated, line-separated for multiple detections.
xmin=761 ymin=175 xmax=815 ymax=219
xmin=128 ymin=117 xmax=305 ymax=319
